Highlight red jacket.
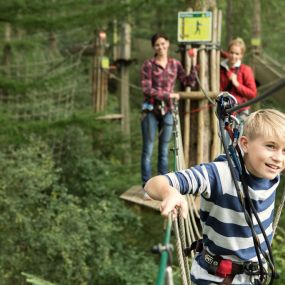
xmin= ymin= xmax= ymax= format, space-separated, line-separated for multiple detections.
xmin=220 ymin=63 xmax=257 ymax=111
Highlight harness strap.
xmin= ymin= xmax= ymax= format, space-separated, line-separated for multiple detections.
xmin=220 ymin=275 xmax=234 ymax=285
xmin=202 ymin=248 xmax=261 ymax=285
xmin=185 ymin=239 xmax=262 ymax=285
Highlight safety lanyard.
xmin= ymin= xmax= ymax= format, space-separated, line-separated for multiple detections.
xmin=216 ymin=94 xmax=277 ymax=285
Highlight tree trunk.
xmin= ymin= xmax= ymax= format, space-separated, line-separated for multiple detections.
xmin=226 ymin=0 xmax=233 ymax=44
xmin=184 ymin=0 xmax=219 ymax=166
xmin=252 ymin=0 xmax=261 ymax=55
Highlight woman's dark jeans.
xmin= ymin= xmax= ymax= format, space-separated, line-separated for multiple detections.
xmin=141 ymin=111 xmax=173 ymax=186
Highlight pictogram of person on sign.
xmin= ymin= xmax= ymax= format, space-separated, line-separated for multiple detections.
xmin=195 ymin=20 xmax=202 ymax=34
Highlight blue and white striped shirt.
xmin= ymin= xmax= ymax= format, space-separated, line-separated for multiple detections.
xmin=166 ymin=155 xmax=279 ymax=285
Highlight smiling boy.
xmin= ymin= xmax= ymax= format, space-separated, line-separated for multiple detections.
xmin=145 ymin=109 xmax=285 ymax=285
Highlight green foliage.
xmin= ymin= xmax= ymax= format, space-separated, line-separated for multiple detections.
xmin=0 ymin=1 xmax=285 ymax=284
xmin=0 ymin=127 xmax=156 ymax=285
xmin=0 ymin=0 xmax=146 ymax=32
xmin=273 ymin=234 xmax=285 ymax=285
xmin=22 ymin=273 xmax=57 ymax=285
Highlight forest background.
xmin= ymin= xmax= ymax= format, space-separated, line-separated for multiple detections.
xmin=0 ymin=0 xmax=285 ymax=285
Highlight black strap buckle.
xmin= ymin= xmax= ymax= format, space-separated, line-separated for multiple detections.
xmin=183 ymin=239 xmax=203 ymax=257
xmin=243 ymin=261 xmax=260 ymax=275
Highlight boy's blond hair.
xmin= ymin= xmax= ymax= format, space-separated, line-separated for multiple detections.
xmin=228 ymin=37 xmax=246 ymax=55
xmin=243 ymin=109 xmax=285 ymax=141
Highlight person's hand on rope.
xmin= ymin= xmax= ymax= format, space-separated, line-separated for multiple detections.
xmin=187 ymin=48 xmax=198 ymax=66
xmin=144 ymin=175 xmax=188 ymax=219
xmin=160 ymin=189 xmax=188 ymax=219
xmin=169 ymin=93 xmax=180 ymax=100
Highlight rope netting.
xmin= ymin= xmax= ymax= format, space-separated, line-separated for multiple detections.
xmin=0 ymin=52 xmax=79 ymax=121
xmin=0 ymin=26 xmax=97 ymax=122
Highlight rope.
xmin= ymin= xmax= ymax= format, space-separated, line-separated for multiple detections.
xmin=171 ymin=102 xmax=191 ymax=285
xmin=192 ymin=68 xmax=216 ymax=105
xmin=108 ymin=72 xmax=142 ymax=91
xmin=173 ymin=218 xmax=190 ymax=285
xmin=273 ymin=185 xmax=285 ymax=237
xmin=171 ymin=101 xmax=203 ymax=284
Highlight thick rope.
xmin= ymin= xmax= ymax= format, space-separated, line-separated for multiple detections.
xmin=273 ymin=185 xmax=285 ymax=237
xmin=173 ymin=218 xmax=189 ymax=285
xmin=178 ymin=214 xmax=191 ymax=284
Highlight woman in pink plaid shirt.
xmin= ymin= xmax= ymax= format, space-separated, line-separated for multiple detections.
xmin=140 ymin=33 xmax=197 ymax=199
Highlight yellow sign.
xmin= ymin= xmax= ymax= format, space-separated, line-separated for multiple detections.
xmin=101 ymin=56 xmax=109 ymax=69
xmin=251 ymin=38 xmax=261 ymax=47
xmin=178 ymin=11 xmax=212 ymax=43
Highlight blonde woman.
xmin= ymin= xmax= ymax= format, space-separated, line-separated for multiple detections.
xmin=220 ymin=37 xmax=257 ymax=122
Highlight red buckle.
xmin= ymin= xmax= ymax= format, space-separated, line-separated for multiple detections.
xmin=216 ymin=259 xmax=232 ymax=278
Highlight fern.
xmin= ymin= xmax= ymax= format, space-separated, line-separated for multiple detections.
xmin=22 ymin=273 xmax=57 ymax=285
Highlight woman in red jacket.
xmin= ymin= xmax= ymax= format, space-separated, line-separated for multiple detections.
xmin=220 ymin=37 xmax=257 ymax=122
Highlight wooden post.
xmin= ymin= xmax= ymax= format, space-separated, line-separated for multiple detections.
xmin=183 ymin=99 xmax=191 ymax=166
xmin=2 ymin=23 xmax=12 ymax=70
xmin=48 ymin=32 xmax=58 ymax=56
xmin=226 ymin=0 xmax=233 ymax=43
xmin=197 ymin=45 xmax=207 ymax=164
xmin=120 ymin=64 xmax=130 ymax=137
xmin=91 ymin=31 xmax=108 ymax=112
xmin=251 ymin=0 xmax=261 ymax=112
xmin=183 ymin=6 xmax=193 ymax=167
xmin=181 ymin=1 xmax=220 ymax=166
xmin=120 ymin=22 xmax=131 ymax=163
xmin=210 ymin=8 xmax=221 ymax=160
xmin=112 ymin=20 xmax=119 ymax=61
xmin=252 ymin=0 xmax=261 ymax=55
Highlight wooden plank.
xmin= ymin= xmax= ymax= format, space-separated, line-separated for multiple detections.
xmin=96 ymin=114 xmax=124 ymax=120
xmin=120 ymin=185 xmax=161 ymax=211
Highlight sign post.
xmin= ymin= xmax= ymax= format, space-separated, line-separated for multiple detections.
xmin=178 ymin=11 xmax=212 ymax=43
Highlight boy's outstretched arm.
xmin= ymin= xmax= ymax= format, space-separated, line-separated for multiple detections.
xmin=144 ymin=175 xmax=188 ymax=219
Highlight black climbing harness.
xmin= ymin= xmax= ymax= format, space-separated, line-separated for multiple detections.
xmin=216 ymin=92 xmax=278 ymax=285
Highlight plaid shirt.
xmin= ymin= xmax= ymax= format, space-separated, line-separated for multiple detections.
xmin=141 ymin=57 xmax=197 ymax=114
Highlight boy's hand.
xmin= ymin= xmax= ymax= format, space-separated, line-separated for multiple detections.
xmin=160 ymin=189 xmax=188 ymax=219
xmin=144 ymin=175 xmax=188 ymax=219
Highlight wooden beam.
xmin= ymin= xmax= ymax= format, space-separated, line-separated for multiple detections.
xmin=179 ymin=91 xmax=218 ymax=100
xmin=96 ymin=114 xmax=124 ymax=120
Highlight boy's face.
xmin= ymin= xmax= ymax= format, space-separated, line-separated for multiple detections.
xmin=240 ymin=135 xmax=285 ymax=179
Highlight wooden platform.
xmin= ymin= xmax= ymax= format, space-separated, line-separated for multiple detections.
xmin=120 ymin=185 xmax=161 ymax=211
